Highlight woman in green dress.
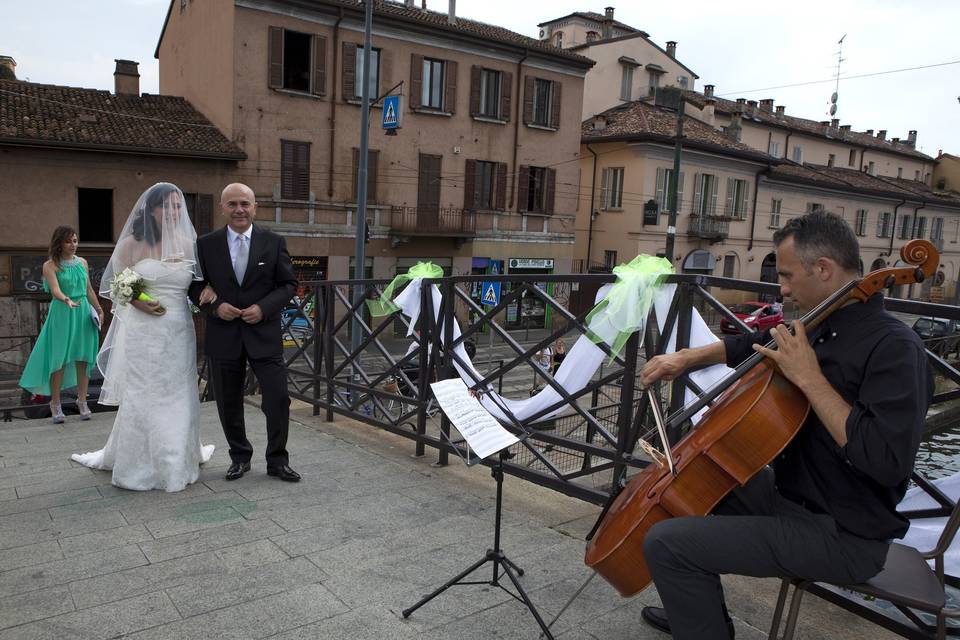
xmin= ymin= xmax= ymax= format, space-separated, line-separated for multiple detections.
xmin=19 ymin=226 xmax=104 ymax=423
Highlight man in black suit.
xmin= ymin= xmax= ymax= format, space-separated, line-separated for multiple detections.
xmin=189 ymin=183 xmax=300 ymax=482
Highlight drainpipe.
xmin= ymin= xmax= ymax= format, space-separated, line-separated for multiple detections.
xmin=747 ymin=164 xmax=771 ymax=251
xmin=510 ymin=48 xmax=529 ymax=210
xmin=327 ymin=8 xmax=344 ymax=197
xmin=586 ymin=143 xmax=599 ymax=271
xmin=783 ymin=132 xmax=791 ymax=162
xmin=886 ymin=197 xmax=907 ymax=256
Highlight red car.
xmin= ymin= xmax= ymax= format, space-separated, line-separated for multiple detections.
xmin=719 ymin=302 xmax=784 ymax=334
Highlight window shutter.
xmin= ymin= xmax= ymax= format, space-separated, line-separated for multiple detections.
xmin=677 ymin=172 xmax=685 ymax=210
xmin=268 ymin=27 xmax=284 ymax=89
xmin=709 ymin=177 xmax=719 ymax=215
xmin=295 ymin=142 xmax=310 ymax=200
xmin=545 ymin=168 xmax=557 ymax=213
xmin=282 ymin=140 xmax=310 ymax=200
xmin=501 ymin=71 xmax=512 ymax=122
xmin=351 ymin=147 xmax=359 ymax=201
xmin=725 ymin=177 xmax=735 ymax=216
xmin=196 ymin=194 xmax=213 ymax=233
xmin=469 ymin=66 xmax=481 ymax=117
xmin=313 ymin=35 xmax=327 ymax=95
xmin=692 ymin=173 xmax=703 ymax=214
xmin=342 ymin=42 xmax=356 ymax=100
xmin=368 ymin=149 xmax=379 ymax=203
xmin=463 ymin=159 xmax=477 ymax=210
xmin=496 ymin=162 xmax=507 ymax=210
xmin=655 ymin=167 xmax=665 ymax=209
xmin=522 ymin=76 xmax=535 ymax=125
xmin=410 ymin=54 xmax=423 ymax=109
xmin=517 ymin=166 xmax=530 ymax=212
xmin=600 ymin=168 xmax=609 ymax=210
xmin=379 ymin=49 xmax=391 ymax=93
xmin=550 ymin=81 xmax=562 ymax=129
xmin=444 ymin=60 xmax=457 ymax=114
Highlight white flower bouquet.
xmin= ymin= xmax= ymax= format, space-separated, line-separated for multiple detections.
xmin=109 ymin=267 xmax=165 ymax=314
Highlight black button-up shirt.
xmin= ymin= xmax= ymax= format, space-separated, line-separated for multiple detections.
xmin=723 ymin=293 xmax=933 ymax=540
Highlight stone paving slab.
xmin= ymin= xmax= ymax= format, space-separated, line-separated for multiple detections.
xmin=0 ymin=402 xmax=901 ymax=639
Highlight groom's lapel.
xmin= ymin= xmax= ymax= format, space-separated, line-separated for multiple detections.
xmin=214 ymin=227 xmax=239 ymax=287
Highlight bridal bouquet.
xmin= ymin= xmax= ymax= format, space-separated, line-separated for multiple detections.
xmin=109 ymin=268 xmax=165 ymax=313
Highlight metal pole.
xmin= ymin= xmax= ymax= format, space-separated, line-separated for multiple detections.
xmin=351 ymin=0 xmax=374 ymax=357
xmin=664 ymin=98 xmax=685 ymax=262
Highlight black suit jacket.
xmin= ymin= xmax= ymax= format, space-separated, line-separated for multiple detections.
xmin=189 ymin=225 xmax=297 ymax=359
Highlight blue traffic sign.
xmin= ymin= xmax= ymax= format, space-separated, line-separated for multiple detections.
xmin=382 ymin=95 xmax=401 ymax=130
xmin=481 ymin=281 xmax=501 ymax=306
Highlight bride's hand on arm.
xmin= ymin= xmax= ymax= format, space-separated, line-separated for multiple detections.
xmin=199 ymin=285 xmax=217 ymax=305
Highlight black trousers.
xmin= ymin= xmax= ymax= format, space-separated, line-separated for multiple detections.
xmin=208 ymin=348 xmax=290 ymax=468
xmin=642 ymin=468 xmax=889 ymax=639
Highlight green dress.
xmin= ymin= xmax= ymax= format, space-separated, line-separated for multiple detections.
xmin=19 ymin=259 xmax=100 ymax=396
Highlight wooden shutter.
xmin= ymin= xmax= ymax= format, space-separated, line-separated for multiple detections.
xmin=677 ymin=172 xmax=685 ymax=210
xmin=545 ymin=168 xmax=557 ymax=213
xmin=495 ymin=162 xmax=507 ymax=210
xmin=709 ymin=176 xmax=719 ymax=215
xmin=352 ymin=148 xmax=379 ymax=202
xmin=379 ymin=49 xmax=390 ymax=94
xmin=549 ymin=80 xmax=562 ymax=129
xmin=444 ymin=60 xmax=457 ymax=114
xmin=341 ymin=42 xmax=356 ymax=100
xmin=517 ymin=165 xmax=530 ymax=212
xmin=312 ymin=35 xmax=327 ymax=96
xmin=282 ymin=140 xmax=310 ymax=200
xmin=725 ymin=177 xmax=735 ymax=216
xmin=410 ymin=54 xmax=423 ymax=109
xmin=600 ymin=168 xmax=609 ymax=210
xmin=268 ymin=27 xmax=284 ymax=89
xmin=655 ymin=167 xmax=665 ymax=209
xmin=501 ymin=71 xmax=512 ymax=122
xmin=196 ymin=194 xmax=214 ymax=233
xmin=522 ymin=76 xmax=535 ymax=125
xmin=469 ymin=65 xmax=481 ymax=116
xmin=463 ymin=159 xmax=477 ymax=210
xmin=692 ymin=173 xmax=703 ymax=214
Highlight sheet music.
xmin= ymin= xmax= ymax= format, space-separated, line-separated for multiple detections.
xmin=430 ymin=378 xmax=519 ymax=459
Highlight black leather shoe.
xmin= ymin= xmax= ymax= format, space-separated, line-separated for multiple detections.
xmin=267 ymin=465 xmax=301 ymax=482
xmin=641 ymin=606 xmax=735 ymax=638
xmin=225 ymin=462 xmax=251 ymax=481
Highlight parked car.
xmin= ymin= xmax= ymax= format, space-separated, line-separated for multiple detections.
xmin=719 ymin=302 xmax=784 ymax=334
xmin=912 ymin=317 xmax=960 ymax=356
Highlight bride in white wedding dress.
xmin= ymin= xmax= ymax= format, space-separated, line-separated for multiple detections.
xmin=72 ymin=183 xmax=214 ymax=492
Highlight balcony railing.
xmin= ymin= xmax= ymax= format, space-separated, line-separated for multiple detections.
xmin=687 ymin=213 xmax=731 ymax=241
xmin=390 ymin=207 xmax=477 ymax=237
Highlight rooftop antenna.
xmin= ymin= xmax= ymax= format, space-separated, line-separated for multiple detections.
xmin=829 ymin=34 xmax=846 ymax=118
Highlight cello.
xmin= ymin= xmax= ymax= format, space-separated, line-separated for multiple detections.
xmin=584 ymin=239 xmax=938 ymax=597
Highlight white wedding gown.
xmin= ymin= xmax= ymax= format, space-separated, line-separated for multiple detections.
xmin=72 ymin=259 xmax=214 ymax=492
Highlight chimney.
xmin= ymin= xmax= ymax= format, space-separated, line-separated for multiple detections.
xmin=746 ymin=100 xmax=758 ymax=117
xmin=0 ymin=56 xmax=15 ymax=79
xmin=704 ymin=84 xmax=714 ymax=99
xmin=602 ymin=7 xmax=614 ymax=39
xmin=759 ymin=98 xmax=774 ymax=112
xmin=448 ymin=0 xmax=456 ymax=25
xmin=775 ymin=105 xmax=785 ymax=118
xmin=830 ymin=118 xmax=839 ymax=129
xmin=891 ymin=137 xmax=900 ymax=144
xmin=735 ymin=97 xmax=746 ymax=114
xmin=907 ymin=130 xmax=917 ymax=147
xmin=865 ymin=129 xmax=873 ymax=135
xmin=605 ymin=6 xmax=615 ymax=19
xmin=819 ymin=121 xmax=830 ymax=136
xmin=839 ymin=124 xmax=851 ymax=132
xmin=877 ymin=129 xmax=886 ymax=140
xmin=703 ymin=98 xmax=716 ymax=127
xmin=592 ymin=115 xmax=607 ymax=132
xmin=666 ymin=41 xmax=677 ymax=59
xmin=113 ymin=59 xmax=140 ymax=96
xmin=405 ymin=0 xmax=414 ymax=6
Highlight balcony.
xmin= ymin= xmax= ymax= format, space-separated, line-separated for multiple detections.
xmin=389 ymin=207 xmax=477 ymax=238
xmin=687 ymin=213 xmax=731 ymax=242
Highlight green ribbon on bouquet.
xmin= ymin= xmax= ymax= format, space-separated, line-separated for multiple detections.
xmin=585 ymin=254 xmax=674 ymax=360
xmin=367 ymin=261 xmax=445 ymax=317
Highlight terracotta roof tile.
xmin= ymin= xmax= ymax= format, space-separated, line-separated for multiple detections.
xmin=768 ymin=164 xmax=960 ymax=208
xmin=0 ymin=79 xmax=244 ymax=158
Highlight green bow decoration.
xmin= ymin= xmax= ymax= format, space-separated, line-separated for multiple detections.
xmin=585 ymin=254 xmax=674 ymax=360
xmin=367 ymin=261 xmax=445 ymax=317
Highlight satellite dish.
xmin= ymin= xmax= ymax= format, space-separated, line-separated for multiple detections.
xmin=831 ymin=92 xmax=838 ymax=103
xmin=829 ymin=104 xmax=837 ymax=116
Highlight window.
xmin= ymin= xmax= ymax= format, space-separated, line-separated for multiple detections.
xmin=723 ymin=254 xmax=736 ymax=278
xmin=933 ymin=217 xmax=945 ymax=241
xmin=899 ymin=214 xmax=913 ymax=239
xmin=351 ymin=147 xmax=379 ymax=203
xmin=768 ymin=140 xmax=780 ymax=157
xmin=281 ymin=139 xmax=310 ymax=200
xmin=854 ymin=209 xmax=868 ymax=236
xmin=602 ymin=167 xmax=624 ymax=209
xmin=586 ymin=30 xmax=599 ymax=42
xmin=355 ymin=46 xmax=380 ymax=99
xmin=554 ymin=31 xmax=563 ymax=48
xmin=806 ymin=202 xmax=824 ymax=214
xmin=693 ymin=173 xmax=718 ymax=215
xmin=620 ymin=65 xmax=633 ymax=101
xmin=519 ymin=165 xmax=556 ymax=213
xmin=648 ymin=71 xmax=660 ymax=94
xmin=655 ymin=167 xmax=685 ymax=212
xmin=848 ymin=149 xmax=856 ymax=167
xmin=916 ymin=217 xmax=927 ymax=240
xmin=792 ymin=145 xmax=803 ymax=163
xmin=479 ymin=68 xmax=501 ymax=118
xmin=421 ymin=58 xmax=444 ymax=109
xmin=877 ymin=211 xmax=892 ymax=237
xmin=463 ymin=160 xmax=504 ymax=210
xmin=604 ymin=250 xmax=618 ymax=270
xmin=677 ymin=76 xmax=689 ymax=89
xmin=533 ymin=78 xmax=553 ymax=126
xmin=725 ymin=178 xmax=749 ymax=219
xmin=897 ymin=167 xmax=903 ymax=179
xmin=268 ymin=27 xmax=326 ymax=95
xmin=770 ymin=199 xmax=782 ymax=228
xmin=867 ymin=160 xmax=875 ymax=175
xmin=828 ymin=154 xmax=835 ymax=167
xmin=915 ymin=169 xmax=921 ymax=181
xmin=77 ymin=188 xmax=113 ymax=242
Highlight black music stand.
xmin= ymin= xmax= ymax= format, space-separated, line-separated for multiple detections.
xmin=402 ymin=446 xmax=555 ymax=639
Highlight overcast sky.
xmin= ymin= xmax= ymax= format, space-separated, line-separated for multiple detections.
xmin=3 ymin=0 xmax=959 ymax=156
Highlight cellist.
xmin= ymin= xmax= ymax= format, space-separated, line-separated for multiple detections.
xmin=637 ymin=211 xmax=933 ymax=639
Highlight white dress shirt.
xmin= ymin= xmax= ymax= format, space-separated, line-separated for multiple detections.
xmin=226 ymin=225 xmax=253 ymax=273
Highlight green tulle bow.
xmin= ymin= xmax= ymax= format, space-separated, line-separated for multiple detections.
xmin=367 ymin=261 xmax=445 ymax=317
xmin=585 ymin=254 xmax=674 ymax=360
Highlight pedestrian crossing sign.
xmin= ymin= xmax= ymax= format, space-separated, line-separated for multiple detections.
xmin=382 ymin=95 xmax=401 ymax=130
xmin=481 ymin=281 xmax=501 ymax=306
